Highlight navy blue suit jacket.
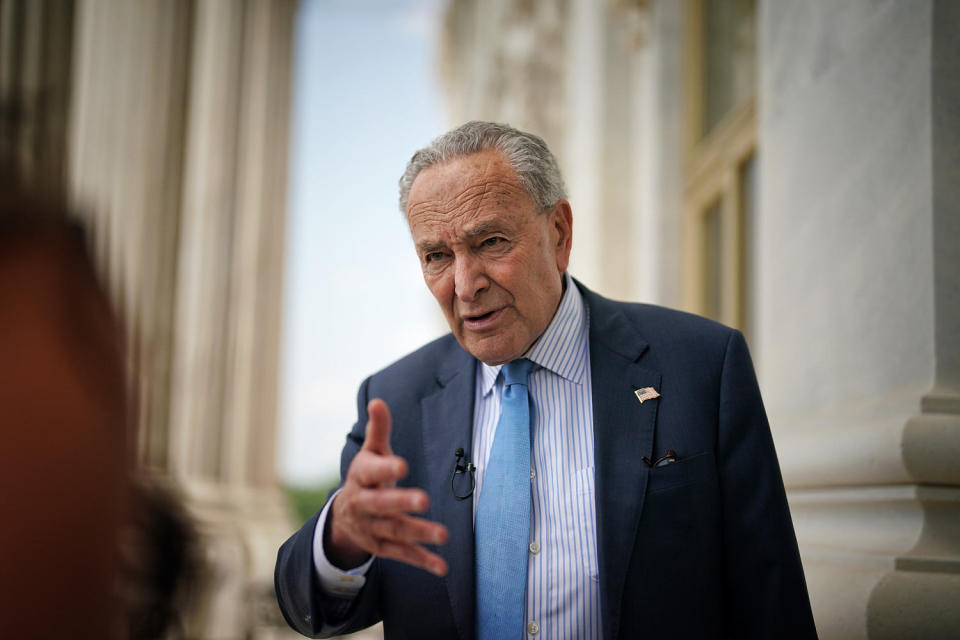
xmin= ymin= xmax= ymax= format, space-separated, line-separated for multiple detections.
xmin=275 ymin=281 xmax=817 ymax=639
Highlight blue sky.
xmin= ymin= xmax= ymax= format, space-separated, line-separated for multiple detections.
xmin=278 ymin=0 xmax=446 ymax=487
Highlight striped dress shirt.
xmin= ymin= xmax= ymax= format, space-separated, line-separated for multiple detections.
xmin=473 ymin=273 xmax=601 ymax=640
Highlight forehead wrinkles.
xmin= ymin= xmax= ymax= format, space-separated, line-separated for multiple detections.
xmin=408 ymin=177 xmax=528 ymax=222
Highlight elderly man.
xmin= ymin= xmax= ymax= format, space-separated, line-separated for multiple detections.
xmin=275 ymin=122 xmax=817 ymax=640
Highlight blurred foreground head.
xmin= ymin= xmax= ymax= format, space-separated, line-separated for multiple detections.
xmin=0 ymin=177 xmax=128 ymax=638
xmin=0 ymin=177 xmax=196 ymax=639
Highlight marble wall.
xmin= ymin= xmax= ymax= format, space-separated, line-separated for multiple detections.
xmin=759 ymin=1 xmax=960 ymax=637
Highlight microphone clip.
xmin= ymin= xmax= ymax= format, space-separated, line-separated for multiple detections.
xmin=450 ymin=447 xmax=476 ymax=500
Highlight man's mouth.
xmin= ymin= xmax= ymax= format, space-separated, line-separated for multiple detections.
xmin=462 ymin=308 xmax=503 ymax=329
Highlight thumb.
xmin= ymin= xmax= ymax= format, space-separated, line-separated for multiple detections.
xmin=362 ymin=398 xmax=393 ymax=455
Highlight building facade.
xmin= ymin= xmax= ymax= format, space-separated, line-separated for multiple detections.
xmin=440 ymin=1 xmax=960 ymax=638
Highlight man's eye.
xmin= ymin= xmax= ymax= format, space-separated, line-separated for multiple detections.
xmin=482 ymin=237 xmax=504 ymax=248
xmin=425 ymin=252 xmax=446 ymax=263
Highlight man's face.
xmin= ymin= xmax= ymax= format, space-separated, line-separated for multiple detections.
xmin=405 ymin=149 xmax=572 ymax=365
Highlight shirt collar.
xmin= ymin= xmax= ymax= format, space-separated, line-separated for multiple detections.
xmin=479 ymin=273 xmax=589 ymax=396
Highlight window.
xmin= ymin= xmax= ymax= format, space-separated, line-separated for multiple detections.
xmin=683 ymin=0 xmax=757 ymax=334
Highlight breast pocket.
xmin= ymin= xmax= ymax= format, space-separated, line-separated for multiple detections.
xmin=645 ymin=450 xmax=716 ymax=494
xmin=554 ymin=465 xmax=599 ymax=583
xmin=574 ymin=465 xmax=595 ymax=495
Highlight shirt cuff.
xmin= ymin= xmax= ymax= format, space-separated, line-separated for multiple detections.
xmin=312 ymin=489 xmax=375 ymax=598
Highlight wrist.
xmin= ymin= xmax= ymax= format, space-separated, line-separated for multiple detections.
xmin=324 ymin=500 xmax=371 ymax=570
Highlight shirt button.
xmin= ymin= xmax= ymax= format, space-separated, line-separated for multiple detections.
xmin=527 ymin=621 xmax=540 ymax=635
xmin=529 ymin=541 xmax=541 ymax=555
xmin=530 ymin=468 xmax=536 ymax=479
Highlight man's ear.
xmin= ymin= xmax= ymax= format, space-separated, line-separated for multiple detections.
xmin=551 ymin=200 xmax=573 ymax=273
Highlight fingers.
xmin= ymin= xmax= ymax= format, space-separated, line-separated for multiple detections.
xmin=349 ymin=451 xmax=408 ymax=487
xmin=360 ymin=486 xmax=427 ymax=514
xmin=375 ymin=539 xmax=448 ymax=577
xmin=337 ymin=486 xmax=445 ymax=542
xmin=352 ymin=514 xmax=448 ymax=576
xmin=362 ymin=399 xmax=393 ymax=455
xmin=341 ymin=485 xmax=428 ymax=517
xmin=331 ymin=492 xmax=450 ymax=576
xmin=337 ymin=489 xmax=448 ymax=545
xmin=366 ymin=513 xmax=448 ymax=547
xmin=345 ymin=525 xmax=449 ymax=577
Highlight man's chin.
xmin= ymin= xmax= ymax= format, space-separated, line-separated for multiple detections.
xmin=457 ymin=334 xmax=524 ymax=366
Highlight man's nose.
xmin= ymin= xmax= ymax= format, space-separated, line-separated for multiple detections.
xmin=454 ymin=253 xmax=489 ymax=302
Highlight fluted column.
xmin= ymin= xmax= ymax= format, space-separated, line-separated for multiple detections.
xmin=222 ymin=0 xmax=295 ymax=489
xmin=167 ymin=0 xmax=245 ymax=482
xmin=68 ymin=0 xmax=192 ymax=471
xmin=66 ymin=1 xmax=297 ymax=636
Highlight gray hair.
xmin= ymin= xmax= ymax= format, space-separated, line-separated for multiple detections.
xmin=398 ymin=121 xmax=568 ymax=215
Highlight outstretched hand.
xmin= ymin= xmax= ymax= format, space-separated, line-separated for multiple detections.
xmin=325 ymin=399 xmax=449 ymax=576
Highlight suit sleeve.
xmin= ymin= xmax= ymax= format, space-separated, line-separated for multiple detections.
xmin=716 ymin=330 xmax=818 ymax=639
xmin=274 ymin=377 xmax=385 ymax=638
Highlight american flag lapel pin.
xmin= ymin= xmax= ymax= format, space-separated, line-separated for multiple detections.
xmin=634 ymin=387 xmax=661 ymax=404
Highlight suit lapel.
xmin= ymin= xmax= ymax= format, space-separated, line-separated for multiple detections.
xmin=421 ymin=348 xmax=477 ymax=640
xmin=582 ymin=286 xmax=661 ymax=640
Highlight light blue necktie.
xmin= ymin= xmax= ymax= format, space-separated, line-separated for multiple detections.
xmin=475 ymin=358 xmax=534 ymax=640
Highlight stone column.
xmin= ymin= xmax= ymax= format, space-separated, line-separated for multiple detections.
xmin=166 ymin=2 xmax=297 ymax=637
xmin=67 ymin=1 xmax=298 ymax=637
xmin=597 ymin=2 xmax=649 ymax=302
xmin=220 ymin=2 xmax=298 ymax=634
xmin=68 ymin=0 xmax=192 ymax=471
xmin=758 ymin=1 xmax=960 ymax=637
xmin=562 ymin=0 xmax=604 ymax=289
xmin=632 ymin=0 xmax=686 ymax=309
xmin=167 ymin=0 xmax=246 ymax=482
xmin=222 ymin=0 xmax=295 ymax=491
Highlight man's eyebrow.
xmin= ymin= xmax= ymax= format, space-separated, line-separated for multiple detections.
xmin=463 ymin=222 xmax=502 ymax=239
xmin=415 ymin=222 xmax=506 ymax=253
xmin=416 ymin=240 xmax=447 ymax=254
